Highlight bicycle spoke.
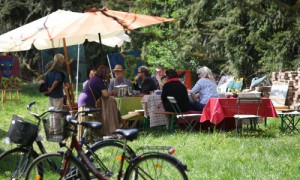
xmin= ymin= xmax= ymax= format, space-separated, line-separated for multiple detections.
xmin=125 ymin=154 xmax=188 ymax=180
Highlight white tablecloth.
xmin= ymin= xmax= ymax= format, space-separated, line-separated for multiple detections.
xmin=142 ymin=95 xmax=168 ymax=127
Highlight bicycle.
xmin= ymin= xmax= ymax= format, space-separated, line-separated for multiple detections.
xmin=25 ymin=107 xmax=189 ymax=179
xmin=0 ymin=101 xmax=68 ymax=179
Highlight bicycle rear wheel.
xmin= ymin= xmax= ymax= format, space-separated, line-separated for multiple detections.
xmin=0 ymin=147 xmax=38 ymax=179
xmin=87 ymin=139 xmax=136 ymax=179
xmin=25 ymin=152 xmax=89 ymax=180
xmin=124 ymin=153 xmax=188 ymax=180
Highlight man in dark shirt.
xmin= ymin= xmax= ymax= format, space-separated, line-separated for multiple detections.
xmin=133 ymin=66 xmax=156 ymax=94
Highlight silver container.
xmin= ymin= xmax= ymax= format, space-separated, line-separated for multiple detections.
xmin=115 ymin=85 xmax=129 ymax=97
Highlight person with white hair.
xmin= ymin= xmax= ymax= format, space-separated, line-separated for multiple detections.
xmin=190 ymin=66 xmax=219 ymax=111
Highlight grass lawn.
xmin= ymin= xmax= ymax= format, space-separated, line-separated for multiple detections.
xmin=0 ymin=83 xmax=299 ymax=179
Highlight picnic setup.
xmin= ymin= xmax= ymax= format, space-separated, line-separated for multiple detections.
xmin=0 ymin=1 xmax=300 ymax=180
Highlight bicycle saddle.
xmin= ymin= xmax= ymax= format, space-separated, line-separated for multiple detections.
xmin=114 ymin=129 xmax=138 ymax=141
xmin=80 ymin=121 xmax=102 ymax=129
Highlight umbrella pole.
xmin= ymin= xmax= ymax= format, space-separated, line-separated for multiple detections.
xmin=107 ymin=55 xmax=114 ymax=79
xmin=98 ymin=33 xmax=103 ymax=58
xmin=63 ymin=38 xmax=75 ymax=105
xmin=75 ymin=44 xmax=80 ymax=102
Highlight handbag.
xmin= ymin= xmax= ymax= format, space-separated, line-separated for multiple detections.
xmin=95 ymin=99 xmax=102 ymax=108
xmin=88 ymin=81 xmax=102 ymax=108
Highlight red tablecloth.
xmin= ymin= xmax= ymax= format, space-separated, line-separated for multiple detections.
xmin=200 ymin=98 xmax=278 ymax=124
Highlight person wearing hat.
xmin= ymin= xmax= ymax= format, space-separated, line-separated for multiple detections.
xmin=108 ymin=64 xmax=132 ymax=95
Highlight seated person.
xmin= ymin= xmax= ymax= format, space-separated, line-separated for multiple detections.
xmin=190 ymin=66 xmax=219 ymax=111
xmin=82 ymin=68 xmax=97 ymax=89
xmin=161 ymin=69 xmax=190 ymax=112
xmin=151 ymin=65 xmax=166 ymax=90
xmin=108 ymin=64 xmax=132 ymax=95
xmin=133 ymin=66 xmax=156 ymax=94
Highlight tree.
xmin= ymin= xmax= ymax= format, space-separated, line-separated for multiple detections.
xmin=176 ymin=0 xmax=300 ymax=85
xmin=1 ymin=0 xmax=300 ymax=85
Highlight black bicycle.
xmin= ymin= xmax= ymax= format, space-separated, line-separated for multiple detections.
xmin=25 ymin=108 xmax=189 ymax=179
xmin=0 ymin=101 xmax=69 ymax=179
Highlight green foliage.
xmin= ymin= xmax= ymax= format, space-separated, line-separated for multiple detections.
xmin=0 ymin=0 xmax=300 ymax=85
xmin=170 ymin=0 xmax=300 ymax=84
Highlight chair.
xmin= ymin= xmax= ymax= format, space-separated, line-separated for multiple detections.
xmin=167 ymin=96 xmax=202 ymax=132
xmin=234 ymin=97 xmax=262 ymax=132
xmin=275 ymin=105 xmax=300 ymax=133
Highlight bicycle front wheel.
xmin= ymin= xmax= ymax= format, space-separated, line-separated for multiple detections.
xmin=0 ymin=147 xmax=38 ymax=179
xmin=25 ymin=152 xmax=89 ymax=180
xmin=124 ymin=153 xmax=188 ymax=180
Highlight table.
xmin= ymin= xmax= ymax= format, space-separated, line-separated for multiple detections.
xmin=115 ymin=96 xmax=143 ymax=116
xmin=200 ymin=98 xmax=278 ymax=125
xmin=277 ymin=111 xmax=300 ymax=133
xmin=142 ymin=95 xmax=168 ymax=127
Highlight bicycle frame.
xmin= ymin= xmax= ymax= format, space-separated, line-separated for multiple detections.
xmin=60 ymin=131 xmax=107 ymax=180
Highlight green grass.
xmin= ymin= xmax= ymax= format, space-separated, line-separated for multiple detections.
xmin=0 ymin=83 xmax=299 ymax=179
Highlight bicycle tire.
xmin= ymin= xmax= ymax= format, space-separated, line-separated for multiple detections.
xmin=25 ymin=152 xmax=89 ymax=180
xmin=86 ymin=139 xmax=136 ymax=179
xmin=124 ymin=152 xmax=188 ymax=180
xmin=0 ymin=147 xmax=38 ymax=179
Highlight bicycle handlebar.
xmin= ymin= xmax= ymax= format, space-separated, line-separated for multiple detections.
xmin=65 ymin=108 xmax=101 ymax=125
xmin=27 ymin=101 xmax=69 ymax=118
xmin=27 ymin=101 xmax=101 ymax=126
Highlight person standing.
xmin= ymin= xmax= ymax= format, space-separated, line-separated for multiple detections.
xmin=108 ymin=64 xmax=132 ymax=95
xmin=44 ymin=53 xmax=66 ymax=135
xmin=133 ymin=66 xmax=156 ymax=95
xmin=190 ymin=66 xmax=219 ymax=111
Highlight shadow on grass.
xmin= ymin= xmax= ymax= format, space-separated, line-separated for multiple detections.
xmin=138 ymin=119 xmax=286 ymax=139
xmin=225 ymin=127 xmax=281 ymax=138
xmin=0 ymin=128 xmax=7 ymax=140
xmin=0 ymin=128 xmax=7 ymax=153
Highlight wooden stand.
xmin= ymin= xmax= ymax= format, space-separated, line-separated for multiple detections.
xmin=1 ymin=89 xmax=21 ymax=104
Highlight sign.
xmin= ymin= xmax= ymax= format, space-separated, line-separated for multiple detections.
xmin=0 ymin=55 xmax=21 ymax=89
xmin=269 ymin=82 xmax=288 ymax=106
xmin=107 ymin=50 xmax=143 ymax=80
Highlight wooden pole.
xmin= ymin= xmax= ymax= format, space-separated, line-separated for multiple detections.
xmin=63 ymin=38 xmax=75 ymax=106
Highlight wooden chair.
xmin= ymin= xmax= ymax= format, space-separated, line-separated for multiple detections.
xmin=234 ymin=97 xmax=262 ymax=132
xmin=167 ymin=96 xmax=202 ymax=132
